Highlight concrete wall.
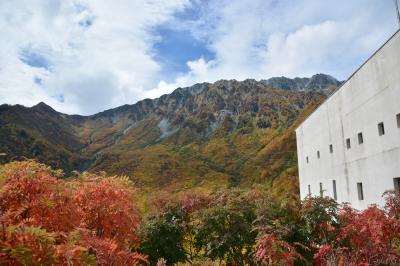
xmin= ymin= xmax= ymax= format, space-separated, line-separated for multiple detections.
xmin=296 ymin=30 xmax=400 ymax=209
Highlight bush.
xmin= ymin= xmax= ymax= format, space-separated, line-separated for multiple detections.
xmin=314 ymin=203 xmax=400 ymax=265
xmin=194 ymin=191 xmax=257 ymax=265
xmin=140 ymin=214 xmax=186 ymax=265
xmin=0 ymin=161 xmax=147 ymax=265
xmin=2 ymin=161 xmax=399 ymax=265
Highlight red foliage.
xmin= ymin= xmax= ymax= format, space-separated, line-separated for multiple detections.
xmin=0 ymin=225 xmax=58 ymax=265
xmin=254 ymin=233 xmax=303 ymax=265
xmin=180 ymin=191 xmax=212 ymax=214
xmin=384 ymin=191 xmax=400 ymax=220
xmin=0 ymin=161 xmax=80 ymax=232
xmin=315 ymin=203 xmax=400 ymax=265
xmin=0 ymin=161 xmax=147 ymax=265
xmin=150 ymin=191 xmax=173 ymax=216
xmin=70 ymin=230 xmax=147 ymax=265
xmin=75 ymin=175 xmax=141 ymax=246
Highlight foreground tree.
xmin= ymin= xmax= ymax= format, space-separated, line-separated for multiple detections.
xmin=74 ymin=174 xmax=142 ymax=246
xmin=0 ymin=161 xmax=147 ymax=265
xmin=254 ymin=233 xmax=303 ymax=266
xmin=140 ymin=191 xmax=211 ymax=265
xmin=314 ymin=193 xmax=400 ymax=265
xmin=195 ymin=190 xmax=257 ymax=265
xmin=140 ymin=211 xmax=186 ymax=266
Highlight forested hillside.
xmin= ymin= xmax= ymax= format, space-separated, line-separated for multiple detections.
xmin=0 ymin=74 xmax=338 ymax=195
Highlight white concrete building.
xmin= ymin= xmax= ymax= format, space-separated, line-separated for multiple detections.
xmin=295 ymin=30 xmax=400 ymax=209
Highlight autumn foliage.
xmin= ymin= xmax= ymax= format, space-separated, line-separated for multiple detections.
xmin=1 ymin=161 xmax=400 ymax=265
xmin=254 ymin=233 xmax=302 ymax=265
xmin=0 ymin=161 xmax=147 ymax=265
xmin=314 ymin=194 xmax=400 ymax=265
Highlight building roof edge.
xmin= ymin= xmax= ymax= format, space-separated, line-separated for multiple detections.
xmin=295 ymin=29 xmax=400 ymax=131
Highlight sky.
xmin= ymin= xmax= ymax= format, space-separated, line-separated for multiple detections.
xmin=0 ymin=0 xmax=398 ymax=115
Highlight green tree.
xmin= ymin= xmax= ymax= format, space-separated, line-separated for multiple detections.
xmin=299 ymin=196 xmax=340 ymax=261
xmin=195 ymin=190 xmax=257 ymax=265
xmin=140 ymin=209 xmax=186 ymax=266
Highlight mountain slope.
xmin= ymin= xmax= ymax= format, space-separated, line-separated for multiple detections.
xmin=0 ymin=103 xmax=90 ymax=171
xmin=0 ymin=74 xmax=338 ymax=193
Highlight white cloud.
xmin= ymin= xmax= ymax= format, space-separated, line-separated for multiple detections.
xmin=0 ymin=0 xmax=189 ymax=115
xmin=0 ymin=0 xmax=398 ymax=114
xmin=158 ymin=0 xmax=398 ymax=89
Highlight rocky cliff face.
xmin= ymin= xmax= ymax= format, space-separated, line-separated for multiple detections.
xmin=0 ymin=74 xmax=338 ymax=192
xmin=260 ymin=73 xmax=341 ymax=91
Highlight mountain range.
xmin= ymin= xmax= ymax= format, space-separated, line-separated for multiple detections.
xmin=0 ymin=74 xmax=341 ymax=194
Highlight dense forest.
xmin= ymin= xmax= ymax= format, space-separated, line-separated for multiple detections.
xmin=1 ymin=161 xmax=399 ymax=265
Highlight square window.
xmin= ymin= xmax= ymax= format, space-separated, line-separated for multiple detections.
xmin=397 ymin=114 xmax=400 ymax=128
xmin=394 ymin=178 xmax=400 ymax=194
xmin=378 ymin=122 xmax=385 ymax=136
xmin=306 ymin=156 xmax=309 ymax=164
xmin=358 ymin=132 xmax=364 ymax=144
xmin=357 ymin=182 xmax=364 ymax=200
xmin=346 ymin=138 xmax=351 ymax=149
xmin=317 ymin=151 xmax=320 ymax=159
xmin=329 ymin=144 xmax=333 ymax=154
xmin=332 ymin=180 xmax=337 ymax=200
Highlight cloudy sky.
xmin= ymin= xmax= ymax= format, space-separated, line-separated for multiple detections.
xmin=0 ymin=0 xmax=398 ymax=115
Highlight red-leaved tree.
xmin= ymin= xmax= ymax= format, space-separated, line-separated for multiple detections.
xmin=254 ymin=233 xmax=303 ymax=266
xmin=0 ymin=161 xmax=147 ymax=265
xmin=74 ymin=174 xmax=141 ymax=247
xmin=314 ymin=199 xmax=400 ymax=265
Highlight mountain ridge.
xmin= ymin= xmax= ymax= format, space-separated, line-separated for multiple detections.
xmin=0 ymin=73 xmax=338 ymax=117
xmin=0 ymin=74 xmax=339 ymax=193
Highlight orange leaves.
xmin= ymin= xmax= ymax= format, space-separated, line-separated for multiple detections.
xmin=0 ymin=225 xmax=58 ymax=265
xmin=0 ymin=161 xmax=147 ymax=265
xmin=75 ymin=176 xmax=141 ymax=246
xmin=0 ymin=161 xmax=80 ymax=232
xmin=62 ymin=231 xmax=147 ymax=266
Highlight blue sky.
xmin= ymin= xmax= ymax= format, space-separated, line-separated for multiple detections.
xmin=153 ymin=26 xmax=214 ymax=80
xmin=0 ymin=0 xmax=398 ymax=115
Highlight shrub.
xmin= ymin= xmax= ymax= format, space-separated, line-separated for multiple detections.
xmin=254 ymin=233 xmax=303 ymax=266
xmin=140 ymin=213 xmax=186 ymax=265
xmin=194 ymin=191 xmax=257 ymax=265
xmin=314 ymin=200 xmax=400 ymax=265
xmin=0 ymin=161 xmax=147 ymax=265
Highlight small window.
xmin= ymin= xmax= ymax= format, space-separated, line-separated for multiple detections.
xmin=332 ymin=180 xmax=337 ymax=200
xmin=319 ymin=182 xmax=324 ymax=197
xmin=329 ymin=144 xmax=333 ymax=154
xmin=394 ymin=178 xmax=400 ymax=194
xmin=358 ymin=132 xmax=364 ymax=144
xmin=357 ymin=182 xmax=364 ymax=200
xmin=378 ymin=122 xmax=385 ymax=136
xmin=306 ymin=156 xmax=309 ymax=164
xmin=308 ymin=184 xmax=311 ymax=196
xmin=397 ymin=114 xmax=400 ymax=128
xmin=317 ymin=151 xmax=320 ymax=159
xmin=346 ymin=138 xmax=351 ymax=149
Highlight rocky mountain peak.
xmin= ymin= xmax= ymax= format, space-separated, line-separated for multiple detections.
xmin=0 ymin=73 xmax=338 ymax=193
xmin=260 ymin=73 xmax=341 ymax=91
xmin=32 ymin=102 xmax=57 ymax=113
xmin=305 ymin=73 xmax=341 ymax=90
